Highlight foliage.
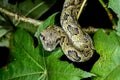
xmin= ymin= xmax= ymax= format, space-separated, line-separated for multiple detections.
xmin=0 ymin=0 xmax=120 ymax=80
xmin=0 ymin=28 xmax=94 ymax=80
xmin=90 ymin=0 xmax=120 ymax=80
xmin=91 ymin=30 xmax=120 ymax=80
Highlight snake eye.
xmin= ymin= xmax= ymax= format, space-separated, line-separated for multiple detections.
xmin=40 ymin=33 xmax=45 ymax=40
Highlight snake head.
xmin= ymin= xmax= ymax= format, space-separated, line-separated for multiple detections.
xmin=40 ymin=27 xmax=61 ymax=51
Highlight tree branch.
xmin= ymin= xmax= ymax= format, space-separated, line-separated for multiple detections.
xmin=0 ymin=7 xmax=112 ymax=34
xmin=0 ymin=7 xmax=43 ymax=27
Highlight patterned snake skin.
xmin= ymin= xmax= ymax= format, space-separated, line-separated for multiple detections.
xmin=40 ymin=0 xmax=94 ymax=62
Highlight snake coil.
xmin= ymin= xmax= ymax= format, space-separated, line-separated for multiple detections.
xmin=40 ymin=0 xmax=94 ymax=62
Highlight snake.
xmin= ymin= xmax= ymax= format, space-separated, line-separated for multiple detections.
xmin=40 ymin=0 xmax=94 ymax=62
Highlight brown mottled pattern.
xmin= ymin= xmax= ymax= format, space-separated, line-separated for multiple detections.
xmin=40 ymin=0 xmax=94 ymax=62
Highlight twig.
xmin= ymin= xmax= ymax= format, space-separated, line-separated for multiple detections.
xmin=82 ymin=26 xmax=112 ymax=34
xmin=0 ymin=7 xmax=43 ymax=27
xmin=99 ymin=0 xmax=117 ymax=29
xmin=77 ymin=0 xmax=87 ymax=19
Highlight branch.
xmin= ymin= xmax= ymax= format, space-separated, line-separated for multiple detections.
xmin=0 ymin=7 xmax=43 ymax=27
xmin=82 ymin=26 xmax=112 ymax=34
xmin=99 ymin=0 xmax=117 ymax=29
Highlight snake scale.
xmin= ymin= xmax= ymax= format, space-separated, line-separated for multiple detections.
xmin=40 ymin=0 xmax=94 ymax=62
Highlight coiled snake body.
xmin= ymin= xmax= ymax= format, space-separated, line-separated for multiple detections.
xmin=40 ymin=0 xmax=94 ymax=62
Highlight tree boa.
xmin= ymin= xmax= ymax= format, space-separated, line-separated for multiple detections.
xmin=40 ymin=0 xmax=94 ymax=62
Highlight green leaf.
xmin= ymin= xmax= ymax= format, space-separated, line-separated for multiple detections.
xmin=46 ymin=48 xmax=95 ymax=80
xmin=35 ymin=12 xmax=58 ymax=39
xmin=0 ymin=29 xmax=44 ymax=80
xmin=0 ymin=29 xmax=95 ymax=80
xmin=0 ymin=0 xmax=57 ymax=45
xmin=0 ymin=0 xmax=57 ymax=19
xmin=0 ymin=28 xmax=8 ymax=38
xmin=91 ymin=29 xmax=120 ymax=80
xmin=0 ymin=29 xmax=11 ymax=47
xmin=0 ymin=19 xmax=12 ymax=47
xmin=108 ymin=0 xmax=120 ymax=17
